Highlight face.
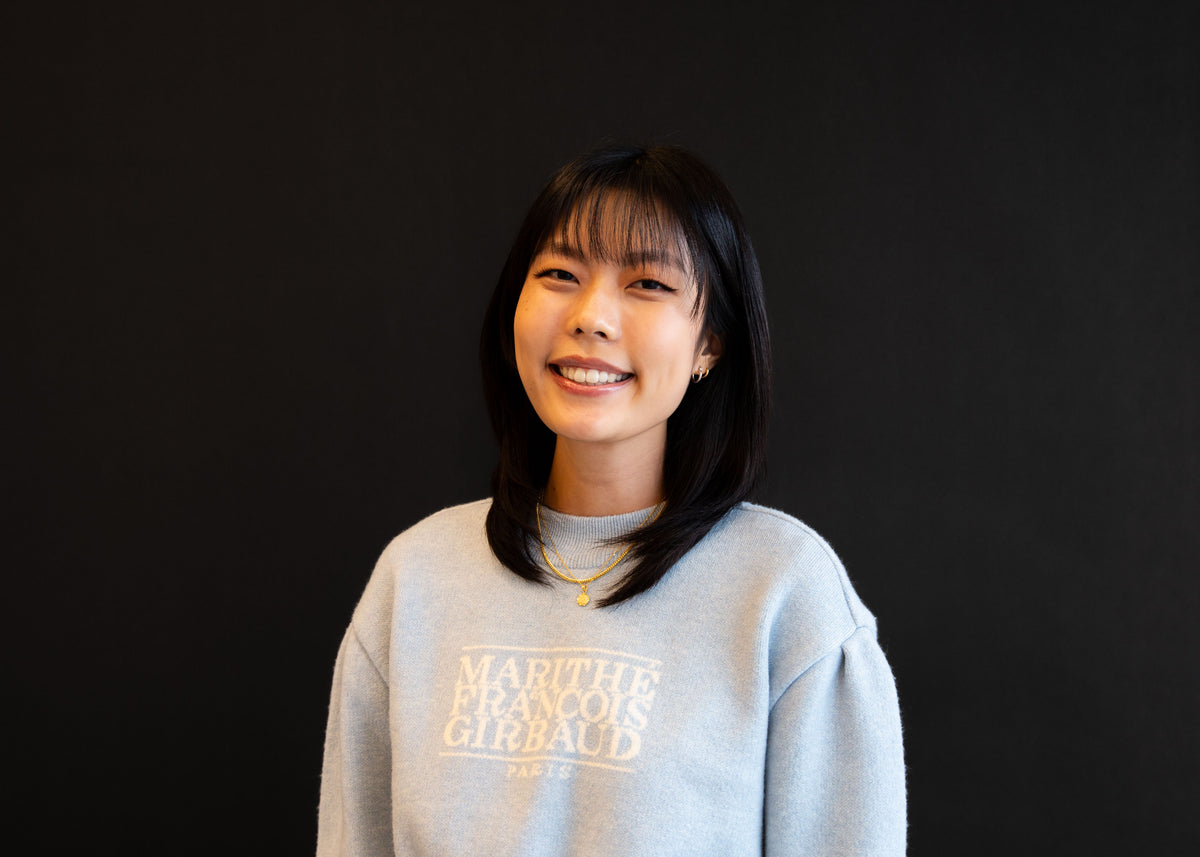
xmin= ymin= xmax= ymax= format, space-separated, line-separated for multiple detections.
xmin=513 ymin=210 xmax=719 ymax=460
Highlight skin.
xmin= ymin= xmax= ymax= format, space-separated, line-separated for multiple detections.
xmin=514 ymin=215 xmax=720 ymax=517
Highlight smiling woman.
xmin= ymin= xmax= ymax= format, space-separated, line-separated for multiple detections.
xmin=513 ymin=214 xmax=718 ymax=504
xmin=317 ymin=145 xmax=906 ymax=857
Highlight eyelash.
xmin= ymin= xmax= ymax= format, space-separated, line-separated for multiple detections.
xmin=538 ymin=268 xmax=576 ymax=281
xmin=534 ymin=269 xmax=677 ymax=293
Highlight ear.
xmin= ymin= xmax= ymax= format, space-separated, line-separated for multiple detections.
xmin=696 ymin=329 xmax=723 ymax=369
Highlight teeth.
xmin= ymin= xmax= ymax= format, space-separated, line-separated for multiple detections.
xmin=559 ymin=366 xmax=630 ymax=385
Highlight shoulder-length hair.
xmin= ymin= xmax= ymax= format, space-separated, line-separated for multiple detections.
xmin=479 ymin=143 xmax=771 ymax=606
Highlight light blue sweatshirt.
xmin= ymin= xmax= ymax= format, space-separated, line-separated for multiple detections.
xmin=318 ymin=500 xmax=906 ymax=856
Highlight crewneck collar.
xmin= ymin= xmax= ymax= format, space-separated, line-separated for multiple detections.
xmin=535 ymin=504 xmax=659 ymax=572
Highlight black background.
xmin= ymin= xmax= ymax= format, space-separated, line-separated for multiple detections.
xmin=11 ymin=1 xmax=1198 ymax=853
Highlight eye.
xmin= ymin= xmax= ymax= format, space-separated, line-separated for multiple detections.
xmin=631 ymin=278 xmax=677 ymax=293
xmin=534 ymin=268 xmax=577 ymax=282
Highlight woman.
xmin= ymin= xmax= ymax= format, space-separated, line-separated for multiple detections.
xmin=318 ymin=145 xmax=906 ymax=856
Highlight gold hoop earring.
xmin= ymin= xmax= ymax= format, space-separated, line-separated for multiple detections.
xmin=691 ymin=367 xmax=710 ymax=383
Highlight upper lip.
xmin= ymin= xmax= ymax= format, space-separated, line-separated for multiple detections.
xmin=551 ymin=356 xmax=632 ymax=375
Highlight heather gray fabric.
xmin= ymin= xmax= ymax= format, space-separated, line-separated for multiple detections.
xmin=318 ymin=500 xmax=906 ymax=856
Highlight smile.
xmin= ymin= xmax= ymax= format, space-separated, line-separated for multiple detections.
xmin=553 ymin=365 xmax=633 ymax=385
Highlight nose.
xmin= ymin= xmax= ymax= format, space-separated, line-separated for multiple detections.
xmin=568 ymin=281 xmax=619 ymax=340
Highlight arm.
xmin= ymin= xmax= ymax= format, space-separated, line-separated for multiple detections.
xmin=317 ymin=627 xmax=394 ymax=857
xmin=764 ymin=625 xmax=906 ymax=856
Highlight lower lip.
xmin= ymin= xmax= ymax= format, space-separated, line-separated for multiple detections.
xmin=550 ymin=368 xmax=633 ymax=397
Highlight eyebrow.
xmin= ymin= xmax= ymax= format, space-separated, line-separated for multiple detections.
xmin=540 ymin=241 xmax=687 ymax=272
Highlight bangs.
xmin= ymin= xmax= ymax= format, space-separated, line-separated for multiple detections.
xmin=536 ymin=188 xmax=708 ymax=313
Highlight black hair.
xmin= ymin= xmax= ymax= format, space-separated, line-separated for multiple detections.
xmin=479 ymin=143 xmax=771 ymax=606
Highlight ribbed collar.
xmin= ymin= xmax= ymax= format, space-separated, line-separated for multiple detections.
xmin=534 ymin=503 xmax=660 ymax=573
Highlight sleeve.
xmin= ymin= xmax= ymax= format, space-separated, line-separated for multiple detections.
xmin=764 ymin=624 xmax=906 ymax=856
xmin=317 ymin=627 xmax=395 ymax=857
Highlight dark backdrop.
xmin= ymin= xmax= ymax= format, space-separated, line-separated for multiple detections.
xmin=11 ymin=1 xmax=1197 ymax=853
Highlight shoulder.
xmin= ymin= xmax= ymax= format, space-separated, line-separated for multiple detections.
xmin=350 ymin=499 xmax=493 ymax=652
xmin=394 ymin=497 xmax=492 ymax=538
xmin=715 ymin=503 xmax=865 ymax=603
xmin=365 ymin=498 xmax=493 ymax=590
xmin=708 ymin=502 xmax=879 ymax=678
xmin=717 ymin=502 xmax=843 ymax=566
xmin=377 ymin=498 xmax=492 ymax=565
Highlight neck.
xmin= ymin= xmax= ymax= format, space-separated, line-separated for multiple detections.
xmin=542 ymin=435 xmax=665 ymax=517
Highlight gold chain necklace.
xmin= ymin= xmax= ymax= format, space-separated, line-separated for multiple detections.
xmin=535 ymin=501 xmax=665 ymax=607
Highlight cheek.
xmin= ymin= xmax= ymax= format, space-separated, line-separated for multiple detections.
xmin=658 ymin=319 xmax=707 ymax=369
xmin=513 ymin=292 xmax=547 ymax=386
xmin=513 ymin=292 xmax=536 ymax=355
xmin=635 ymin=324 xmax=703 ymax=397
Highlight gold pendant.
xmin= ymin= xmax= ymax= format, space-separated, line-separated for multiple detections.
xmin=576 ymin=588 xmax=590 ymax=607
